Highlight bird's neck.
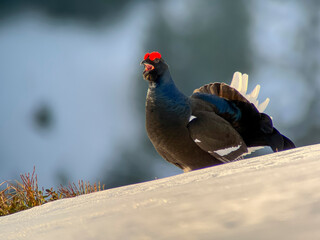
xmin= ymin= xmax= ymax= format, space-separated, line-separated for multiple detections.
xmin=147 ymin=70 xmax=187 ymax=103
xmin=146 ymin=70 xmax=190 ymax=122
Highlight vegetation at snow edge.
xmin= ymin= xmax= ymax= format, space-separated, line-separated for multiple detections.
xmin=0 ymin=167 xmax=105 ymax=216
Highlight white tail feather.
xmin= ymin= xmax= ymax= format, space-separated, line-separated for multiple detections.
xmin=241 ymin=74 xmax=248 ymax=94
xmin=230 ymin=72 xmax=269 ymax=113
xmin=257 ymin=98 xmax=270 ymax=112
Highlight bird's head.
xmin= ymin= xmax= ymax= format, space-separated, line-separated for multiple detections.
xmin=141 ymin=51 xmax=168 ymax=82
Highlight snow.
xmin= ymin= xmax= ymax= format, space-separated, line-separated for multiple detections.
xmin=1 ymin=144 xmax=320 ymax=240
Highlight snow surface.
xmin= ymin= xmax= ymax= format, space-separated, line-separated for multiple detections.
xmin=1 ymin=144 xmax=320 ymax=240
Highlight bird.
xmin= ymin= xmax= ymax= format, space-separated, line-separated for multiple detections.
xmin=141 ymin=51 xmax=295 ymax=172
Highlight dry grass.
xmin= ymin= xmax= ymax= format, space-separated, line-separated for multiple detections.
xmin=0 ymin=167 xmax=105 ymax=217
xmin=58 ymin=180 xmax=104 ymax=198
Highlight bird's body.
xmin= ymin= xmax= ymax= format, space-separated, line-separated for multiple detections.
xmin=142 ymin=52 xmax=295 ymax=172
xmin=145 ymin=71 xmax=222 ymax=171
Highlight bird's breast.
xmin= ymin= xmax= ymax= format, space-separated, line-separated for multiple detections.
xmin=146 ymin=99 xmax=191 ymax=147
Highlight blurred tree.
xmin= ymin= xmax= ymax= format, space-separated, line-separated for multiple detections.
xmin=33 ymin=103 xmax=53 ymax=131
xmin=145 ymin=0 xmax=251 ymax=93
xmin=249 ymin=1 xmax=320 ymax=147
xmin=294 ymin=1 xmax=320 ymax=146
xmin=0 ymin=0 xmax=133 ymax=22
xmin=102 ymin=148 xmax=157 ymax=189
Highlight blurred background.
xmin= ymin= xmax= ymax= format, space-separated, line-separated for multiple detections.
xmin=0 ymin=0 xmax=319 ymax=189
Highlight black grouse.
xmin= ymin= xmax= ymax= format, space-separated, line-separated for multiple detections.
xmin=141 ymin=51 xmax=295 ymax=172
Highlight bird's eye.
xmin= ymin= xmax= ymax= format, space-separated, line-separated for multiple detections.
xmin=153 ymin=59 xmax=160 ymax=63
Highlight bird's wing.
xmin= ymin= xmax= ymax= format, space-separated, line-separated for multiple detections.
xmin=187 ymin=109 xmax=248 ymax=163
xmin=190 ymin=91 xmax=243 ymax=124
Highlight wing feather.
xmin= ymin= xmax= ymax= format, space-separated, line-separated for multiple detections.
xmin=187 ymin=110 xmax=248 ymax=162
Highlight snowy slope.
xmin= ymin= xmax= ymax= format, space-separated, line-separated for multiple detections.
xmin=1 ymin=144 xmax=320 ymax=240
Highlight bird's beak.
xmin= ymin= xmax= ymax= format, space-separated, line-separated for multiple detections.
xmin=140 ymin=59 xmax=147 ymax=65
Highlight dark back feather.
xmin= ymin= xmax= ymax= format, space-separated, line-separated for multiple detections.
xmin=193 ymin=83 xmax=250 ymax=104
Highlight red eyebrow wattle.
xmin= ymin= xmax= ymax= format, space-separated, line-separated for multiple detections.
xmin=144 ymin=53 xmax=150 ymax=60
xmin=149 ymin=52 xmax=161 ymax=61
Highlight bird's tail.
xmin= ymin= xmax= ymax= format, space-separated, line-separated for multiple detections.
xmin=194 ymin=71 xmax=296 ymax=153
xmin=282 ymin=135 xmax=296 ymax=150
xmin=266 ymin=127 xmax=296 ymax=152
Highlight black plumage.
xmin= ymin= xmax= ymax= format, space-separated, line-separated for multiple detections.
xmin=141 ymin=52 xmax=295 ymax=172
